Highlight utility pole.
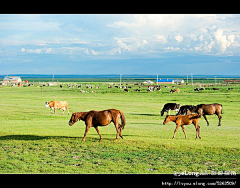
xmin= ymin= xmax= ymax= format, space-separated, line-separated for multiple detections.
xmin=187 ymin=74 xmax=188 ymax=84
xmin=157 ymin=73 xmax=158 ymax=85
xmin=214 ymin=76 xmax=217 ymax=85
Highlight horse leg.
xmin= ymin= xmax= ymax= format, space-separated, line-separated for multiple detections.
xmin=181 ymin=125 xmax=187 ymax=139
xmin=203 ymin=115 xmax=209 ymax=126
xmin=216 ymin=113 xmax=222 ymax=126
xmin=94 ymin=127 xmax=102 ymax=142
xmin=82 ymin=125 xmax=91 ymax=142
xmin=119 ymin=127 xmax=123 ymax=139
xmin=112 ymin=113 xmax=122 ymax=140
xmin=198 ymin=125 xmax=201 ymax=139
xmin=172 ymin=124 xmax=180 ymax=139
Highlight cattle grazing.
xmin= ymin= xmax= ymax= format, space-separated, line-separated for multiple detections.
xmin=177 ymin=105 xmax=197 ymax=115
xmin=163 ymin=114 xmax=201 ymax=139
xmin=161 ymin=103 xmax=180 ymax=116
xmin=228 ymin=87 xmax=233 ymax=90
xmin=45 ymin=101 xmax=69 ymax=115
xmin=123 ymin=89 xmax=129 ymax=92
xmin=135 ymin=89 xmax=140 ymax=92
xmin=194 ymin=88 xmax=199 ymax=91
xmin=68 ymin=109 xmax=126 ymax=142
xmin=212 ymin=88 xmax=219 ymax=90
xmin=196 ymin=103 xmax=223 ymax=126
xmin=170 ymin=89 xmax=180 ymax=93
xmin=148 ymin=86 xmax=154 ymax=92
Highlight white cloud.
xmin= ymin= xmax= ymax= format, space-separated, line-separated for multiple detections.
xmin=142 ymin=40 xmax=148 ymax=44
xmin=26 ymin=48 xmax=42 ymax=54
xmin=155 ymin=35 xmax=167 ymax=43
xmin=90 ymin=49 xmax=98 ymax=55
xmin=21 ymin=48 xmax=25 ymax=52
xmin=175 ymin=34 xmax=183 ymax=42
xmin=165 ymin=47 xmax=180 ymax=51
xmin=213 ymin=28 xmax=235 ymax=53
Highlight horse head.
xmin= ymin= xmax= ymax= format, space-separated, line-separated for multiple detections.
xmin=69 ymin=112 xmax=81 ymax=126
xmin=163 ymin=115 xmax=170 ymax=125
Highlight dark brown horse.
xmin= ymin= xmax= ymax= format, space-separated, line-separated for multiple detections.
xmin=68 ymin=109 xmax=126 ymax=142
xmin=196 ymin=103 xmax=222 ymax=126
xmin=163 ymin=114 xmax=201 ymax=139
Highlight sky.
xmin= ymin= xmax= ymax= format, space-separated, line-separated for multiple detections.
xmin=1 ymin=14 xmax=240 ymax=75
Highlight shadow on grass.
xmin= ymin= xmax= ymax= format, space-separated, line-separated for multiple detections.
xmin=0 ymin=134 xmax=135 ymax=141
xmin=0 ymin=134 xmax=81 ymax=141
xmin=128 ymin=113 xmax=160 ymax=117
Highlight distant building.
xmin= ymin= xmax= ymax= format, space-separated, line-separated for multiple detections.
xmin=156 ymin=78 xmax=174 ymax=84
xmin=3 ymin=76 xmax=22 ymax=84
xmin=143 ymin=80 xmax=154 ymax=85
xmin=223 ymin=80 xmax=240 ymax=84
xmin=48 ymin=82 xmax=59 ymax=86
xmin=174 ymin=79 xmax=184 ymax=84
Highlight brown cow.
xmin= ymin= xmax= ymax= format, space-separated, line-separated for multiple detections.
xmin=170 ymin=89 xmax=180 ymax=93
xmin=45 ymin=101 xmax=69 ymax=115
xmin=163 ymin=114 xmax=201 ymax=139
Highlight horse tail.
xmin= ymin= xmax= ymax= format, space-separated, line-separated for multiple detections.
xmin=119 ymin=111 xmax=126 ymax=130
xmin=221 ymin=105 xmax=223 ymax=114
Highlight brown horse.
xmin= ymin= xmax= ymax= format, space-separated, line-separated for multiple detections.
xmin=196 ymin=103 xmax=222 ymax=126
xmin=68 ymin=109 xmax=126 ymax=142
xmin=163 ymin=114 xmax=201 ymax=139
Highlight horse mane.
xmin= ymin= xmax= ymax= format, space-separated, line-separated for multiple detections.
xmin=167 ymin=115 xmax=178 ymax=122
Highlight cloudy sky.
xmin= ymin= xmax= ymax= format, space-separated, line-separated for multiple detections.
xmin=1 ymin=14 xmax=240 ymax=75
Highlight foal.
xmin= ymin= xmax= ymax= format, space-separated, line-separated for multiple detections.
xmin=163 ymin=114 xmax=201 ymax=139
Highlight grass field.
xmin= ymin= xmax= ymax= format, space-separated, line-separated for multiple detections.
xmin=0 ymin=83 xmax=239 ymax=174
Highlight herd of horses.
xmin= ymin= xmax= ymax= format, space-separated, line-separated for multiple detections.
xmin=45 ymin=100 xmax=223 ymax=142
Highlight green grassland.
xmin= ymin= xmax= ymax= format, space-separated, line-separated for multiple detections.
xmin=0 ymin=83 xmax=239 ymax=173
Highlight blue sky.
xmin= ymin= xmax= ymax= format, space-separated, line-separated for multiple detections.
xmin=1 ymin=14 xmax=240 ymax=75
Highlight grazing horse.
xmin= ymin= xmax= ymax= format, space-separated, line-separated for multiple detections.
xmin=177 ymin=105 xmax=197 ymax=115
xmin=68 ymin=109 xmax=126 ymax=142
xmin=196 ymin=103 xmax=223 ymax=126
xmin=163 ymin=114 xmax=201 ymax=139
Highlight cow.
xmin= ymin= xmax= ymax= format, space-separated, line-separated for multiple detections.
xmin=45 ymin=101 xmax=69 ymax=115
xmin=161 ymin=103 xmax=180 ymax=116
xmin=177 ymin=105 xmax=197 ymax=115
xmin=170 ymin=89 xmax=180 ymax=93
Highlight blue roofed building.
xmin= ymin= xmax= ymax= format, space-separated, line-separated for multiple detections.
xmin=156 ymin=78 xmax=174 ymax=84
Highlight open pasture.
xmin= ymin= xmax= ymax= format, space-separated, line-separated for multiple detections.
xmin=0 ymin=83 xmax=239 ymax=173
